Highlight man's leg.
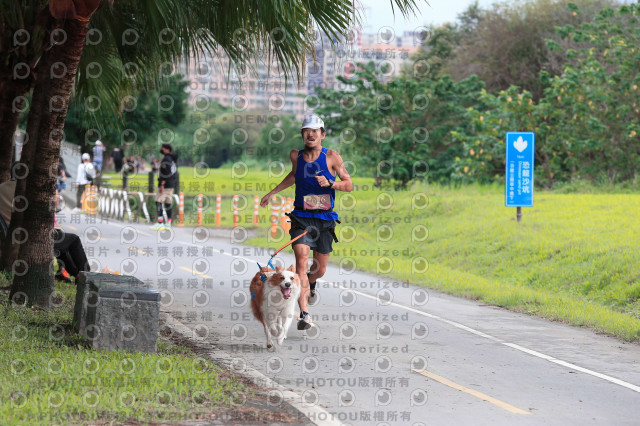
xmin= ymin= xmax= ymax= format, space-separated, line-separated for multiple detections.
xmin=308 ymin=251 xmax=329 ymax=297
xmin=293 ymin=244 xmax=313 ymax=329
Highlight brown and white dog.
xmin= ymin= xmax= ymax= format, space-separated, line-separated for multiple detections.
xmin=249 ymin=265 xmax=301 ymax=348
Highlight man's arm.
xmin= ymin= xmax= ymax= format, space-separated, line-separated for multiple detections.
xmin=260 ymin=150 xmax=297 ymax=207
xmin=317 ymin=151 xmax=353 ymax=192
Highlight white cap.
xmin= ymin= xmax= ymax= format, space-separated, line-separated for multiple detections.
xmin=301 ymin=114 xmax=324 ymax=130
xmin=82 ymin=153 xmax=90 ymax=161
xmin=95 ymin=140 xmax=102 ymax=145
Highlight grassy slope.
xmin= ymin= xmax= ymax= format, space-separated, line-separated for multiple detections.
xmin=0 ymin=279 xmax=247 ymax=424
xmin=105 ymin=169 xmax=640 ymax=340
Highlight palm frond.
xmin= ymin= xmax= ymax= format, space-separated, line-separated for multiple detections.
xmin=71 ymin=0 xmax=428 ymax=129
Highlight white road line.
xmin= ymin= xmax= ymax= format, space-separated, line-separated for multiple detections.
xmin=165 ymin=313 xmax=341 ymax=426
xmin=345 ymin=286 xmax=640 ymax=395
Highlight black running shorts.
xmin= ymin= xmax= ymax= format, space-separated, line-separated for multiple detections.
xmin=289 ymin=216 xmax=336 ymax=254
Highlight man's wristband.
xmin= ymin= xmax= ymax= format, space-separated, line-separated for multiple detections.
xmin=328 ymin=180 xmax=334 ymax=189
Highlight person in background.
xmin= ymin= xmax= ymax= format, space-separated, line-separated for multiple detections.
xmin=55 ymin=158 xmax=68 ymax=213
xmin=111 ymin=146 xmax=125 ymax=173
xmin=151 ymin=143 xmax=178 ymax=230
xmin=121 ymin=156 xmax=135 ymax=190
xmin=92 ymin=140 xmax=105 ymax=173
xmin=128 ymin=155 xmax=137 ymax=172
xmin=54 ymin=228 xmax=89 ymax=282
xmin=73 ymin=153 xmax=95 ymax=213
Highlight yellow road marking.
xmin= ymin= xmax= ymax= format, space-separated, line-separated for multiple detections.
xmin=179 ymin=266 xmax=212 ymax=279
xmin=130 ymin=247 xmax=145 ymax=255
xmin=413 ymin=369 xmax=530 ymax=415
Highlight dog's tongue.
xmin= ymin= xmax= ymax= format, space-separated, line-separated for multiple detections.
xmin=282 ymin=287 xmax=292 ymax=299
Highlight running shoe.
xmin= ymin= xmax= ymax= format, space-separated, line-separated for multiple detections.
xmin=297 ymin=312 xmax=313 ymax=330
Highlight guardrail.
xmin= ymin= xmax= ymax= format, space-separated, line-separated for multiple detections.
xmin=80 ymin=186 xmax=294 ymax=230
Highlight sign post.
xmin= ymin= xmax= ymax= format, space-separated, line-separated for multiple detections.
xmin=505 ymin=132 xmax=535 ymax=222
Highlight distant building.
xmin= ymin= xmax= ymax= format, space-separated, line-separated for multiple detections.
xmin=184 ymin=30 xmax=424 ymax=118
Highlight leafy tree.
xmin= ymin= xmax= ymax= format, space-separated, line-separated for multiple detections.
xmin=454 ymin=2 xmax=640 ymax=187
xmin=408 ymin=2 xmax=482 ymax=80
xmin=544 ymin=2 xmax=640 ymax=184
xmin=65 ymin=74 xmax=189 ymax=155
xmin=175 ymin=110 xmax=264 ymax=169
xmin=441 ymin=0 xmax=617 ymax=100
xmin=452 ymin=87 xmax=554 ymax=186
xmin=316 ymin=62 xmax=486 ymax=188
xmin=253 ymin=114 xmax=302 ymax=166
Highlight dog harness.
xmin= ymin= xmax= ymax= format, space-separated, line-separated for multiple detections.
xmin=252 ymin=262 xmax=268 ymax=299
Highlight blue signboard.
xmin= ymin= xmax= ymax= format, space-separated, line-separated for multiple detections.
xmin=505 ymin=132 xmax=534 ymax=207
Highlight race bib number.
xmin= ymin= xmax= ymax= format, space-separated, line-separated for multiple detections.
xmin=304 ymin=194 xmax=331 ymax=210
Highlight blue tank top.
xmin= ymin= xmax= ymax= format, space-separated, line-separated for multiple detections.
xmin=293 ymin=147 xmax=339 ymax=221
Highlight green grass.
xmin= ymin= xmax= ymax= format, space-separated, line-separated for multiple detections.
xmin=0 ymin=276 xmax=248 ymax=424
xmin=102 ymin=168 xmax=640 ymax=341
xmin=328 ymin=181 xmax=640 ymax=341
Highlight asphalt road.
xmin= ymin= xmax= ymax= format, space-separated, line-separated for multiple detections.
xmin=58 ymin=211 xmax=640 ymax=426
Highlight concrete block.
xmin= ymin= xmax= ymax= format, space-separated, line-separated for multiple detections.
xmin=73 ymin=272 xmax=159 ymax=353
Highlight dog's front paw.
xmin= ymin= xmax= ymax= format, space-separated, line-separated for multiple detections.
xmin=277 ymin=336 xmax=285 ymax=345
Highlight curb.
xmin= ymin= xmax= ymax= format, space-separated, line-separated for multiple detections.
xmin=162 ymin=311 xmax=342 ymax=426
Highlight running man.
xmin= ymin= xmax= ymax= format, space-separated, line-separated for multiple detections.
xmin=260 ymin=114 xmax=353 ymax=330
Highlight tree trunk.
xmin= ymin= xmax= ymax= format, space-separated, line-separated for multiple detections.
xmin=1 ymin=58 xmax=50 ymax=272
xmin=0 ymin=87 xmax=18 ymax=183
xmin=0 ymin=79 xmax=32 ymax=183
xmin=9 ymin=18 xmax=90 ymax=308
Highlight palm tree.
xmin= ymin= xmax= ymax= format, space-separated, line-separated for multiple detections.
xmin=0 ymin=0 xmax=50 ymax=183
xmin=1 ymin=0 xmax=425 ymax=307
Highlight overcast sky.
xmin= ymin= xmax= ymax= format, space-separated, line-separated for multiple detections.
xmin=360 ymin=0 xmax=495 ymax=33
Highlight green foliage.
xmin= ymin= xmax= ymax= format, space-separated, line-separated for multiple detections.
xmin=315 ymin=62 xmax=486 ymax=187
xmin=252 ymin=114 xmax=302 ymax=166
xmin=452 ymin=87 xmax=546 ymax=185
xmin=413 ymin=0 xmax=617 ymax=100
xmin=408 ymin=1 xmax=482 ymax=80
xmin=65 ymin=74 xmax=189 ymax=155
xmin=542 ymin=2 xmax=640 ymax=184
xmin=173 ymin=110 xmax=265 ymax=168
xmin=454 ymin=2 xmax=640 ymax=186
